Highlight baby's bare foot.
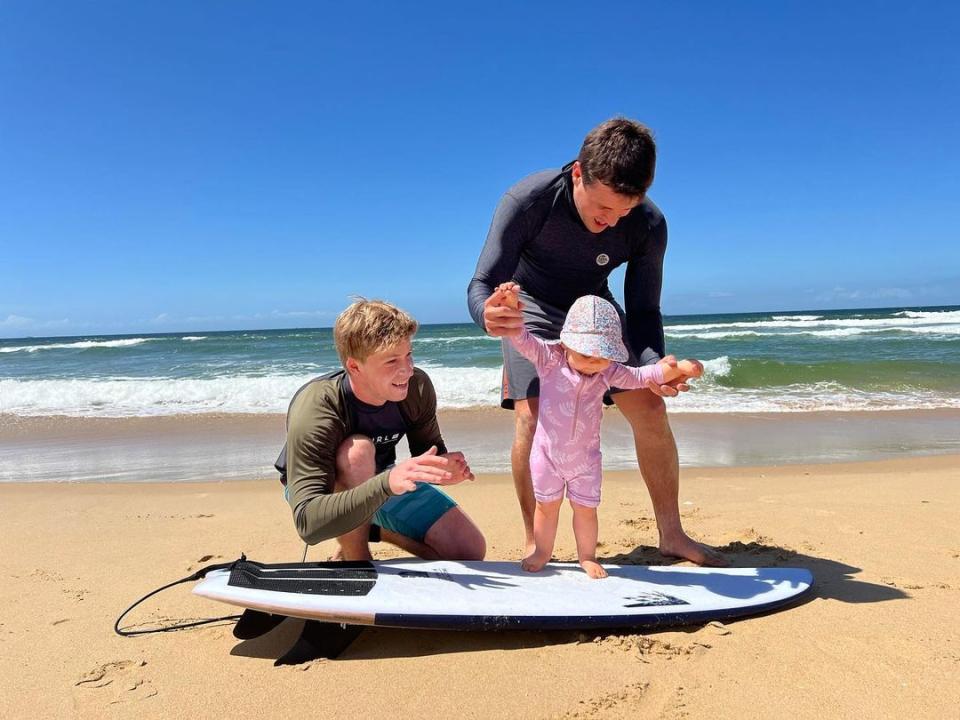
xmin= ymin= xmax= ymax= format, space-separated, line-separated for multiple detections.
xmin=579 ymin=559 xmax=607 ymax=579
xmin=521 ymin=552 xmax=550 ymax=572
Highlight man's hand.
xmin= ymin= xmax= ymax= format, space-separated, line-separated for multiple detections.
xmin=439 ymin=451 xmax=475 ymax=484
xmin=483 ymin=283 xmax=524 ymax=337
xmin=656 ymin=356 xmax=704 ymax=388
xmin=388 ymin=446 xmax=453 ymax=495
xmin=388 ymin=446 xmax=475 ymax=495
xmin=644 ymin=355 xmax=691 ymax=397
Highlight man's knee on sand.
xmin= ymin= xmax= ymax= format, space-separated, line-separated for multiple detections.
xmin=334 ymin=434 xmax=377 ymax=490
xmin=334 ymin=433 xmax=486 ymax=560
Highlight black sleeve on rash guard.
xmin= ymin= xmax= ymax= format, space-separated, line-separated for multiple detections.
xmin=467 ymin=193 xmax=527 ymax=332
xmin=623 ymin=216 xmax=667 ymax=366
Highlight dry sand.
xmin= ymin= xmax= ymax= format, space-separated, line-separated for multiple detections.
xmin=2 ymin=455 xmax=958 ymax=719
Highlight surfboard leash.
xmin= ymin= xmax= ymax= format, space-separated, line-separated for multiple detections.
xmin=114 ymin=554 xmax=248 ymax=637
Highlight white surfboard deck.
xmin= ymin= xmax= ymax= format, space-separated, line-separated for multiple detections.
xmin=193 ymin=559 xmax=812 ymax=630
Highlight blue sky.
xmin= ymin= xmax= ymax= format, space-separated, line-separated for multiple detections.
xmin=2 ymin=1 xmax=958 ymax=338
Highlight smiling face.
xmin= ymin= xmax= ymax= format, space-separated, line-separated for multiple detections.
xmin=563 ymin=345 xmax=613 ymax=376
xmin=571 ymin=161 xmax=643 ymax=233
xmin=346 ymin=337 xmax=415 ymax=406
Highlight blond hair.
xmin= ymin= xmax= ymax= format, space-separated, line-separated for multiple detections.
xmin=334 ymin=298 xmax=418 ymax=364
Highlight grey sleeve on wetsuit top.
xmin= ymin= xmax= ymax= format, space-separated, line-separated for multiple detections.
xmin=621 ymin=215 xmax=667 ymax=366
xmin=467 ymin=193 xmax=527 ymax=332
xmin=286 ymin=392 xmax=393 ymax=546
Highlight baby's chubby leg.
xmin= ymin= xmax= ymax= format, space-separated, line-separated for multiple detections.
xmin=522 ymin=445 xmax=565 ymax=573
xmin=521 ymin=498 xmax=562 ymax=572
xmin=567 ymin=469 xmax=605 ymax=579
xmin=570 ymin=501 xmax=606 ymax=578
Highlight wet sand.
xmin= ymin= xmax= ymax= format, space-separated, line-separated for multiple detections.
xmin=2 ymin=407 xmax=959 ymax=481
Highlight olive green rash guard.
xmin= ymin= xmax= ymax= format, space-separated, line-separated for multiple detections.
xmin=285 ymin=367 xmax=447 ymax=545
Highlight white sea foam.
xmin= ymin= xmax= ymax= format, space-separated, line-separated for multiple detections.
xmin=0 ymin=376 xmax=309 ymax=416
xmin=3 ymin=358 xmax=958 ymax=417
xmin=0 ymin=366 xmax=503 ymax=417
xmin=700 ymin=356 xmax=732 ymax=377
xmin=666 ymin=381 xmax=960 ymax=413
xmin=666 ymin=309 xmax=960 ymax=334
xmin=665 ymin=330 xmax=765 ymax=340
xmin=413 ymin=335 xmax=499 ymax=344
xmin=182 ymin=336 xmax=207 ymax=341
xmin=0 ymin=338 xmax=155 ymax=354
xmin=771 ymin=315 xmax=823 ymax=321
xmin=895 ymin=310 xmax=960 ymax=321
xmin=409 ymin=364 xmax=505 ymax=407
xmin=667 ymin=324 xmax=960 ymax=340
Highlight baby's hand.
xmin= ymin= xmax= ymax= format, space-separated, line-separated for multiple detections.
xmin=495 ymin=282 xmax=522 ymax=311
xmin=655 ymin=356 xmax=703 ymax=386
xmin=676 ymin=359 xmax=704 ymax=379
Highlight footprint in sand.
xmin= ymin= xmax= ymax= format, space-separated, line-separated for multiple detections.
xmin=559 ymin=680 xmax=649 ymax=718
xmin=74 ymin=659 xmax=156 ymax=705
xmin=62 ymin=587 xmax=90 ymax=602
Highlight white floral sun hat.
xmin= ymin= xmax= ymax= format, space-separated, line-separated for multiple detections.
xmin=559 ymin=295 xmax=629 ymax=362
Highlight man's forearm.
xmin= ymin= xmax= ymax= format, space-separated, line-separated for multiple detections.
xmin=292 ymin=470 xmax=393 ymax=545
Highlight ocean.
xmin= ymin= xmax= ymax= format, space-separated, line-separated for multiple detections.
xmin=2 ymin=305 xmax=959 ymax=418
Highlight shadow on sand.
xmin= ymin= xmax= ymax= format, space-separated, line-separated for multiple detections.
xmin=602 ymin=540 xmax=908 ymax=605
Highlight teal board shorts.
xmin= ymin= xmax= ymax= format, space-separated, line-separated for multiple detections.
xmin=282 ymin=481 xmax=456 ymax=543
xmin=374 ymin=483 xmax=457 ymax=542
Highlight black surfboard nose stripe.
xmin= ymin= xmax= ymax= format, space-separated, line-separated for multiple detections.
xmin=228 ymin=559 xmax=377 ymax=596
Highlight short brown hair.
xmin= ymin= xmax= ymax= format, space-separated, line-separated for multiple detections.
xmin=333 ymin=298 xmax=418 ymax=364
xmin=577 ymin=117 xmax=657 ymax=197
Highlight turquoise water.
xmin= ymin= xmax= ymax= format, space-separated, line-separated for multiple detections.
xmin=2 ymin=305 xmax=959 ymax=417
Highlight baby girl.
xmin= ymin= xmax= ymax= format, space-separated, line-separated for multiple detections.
xmin=496 ymin=282 xmax=703 ymax=578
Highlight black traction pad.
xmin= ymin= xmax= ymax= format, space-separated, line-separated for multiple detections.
xmin=228 ymin=559 xmax=377 ymax=596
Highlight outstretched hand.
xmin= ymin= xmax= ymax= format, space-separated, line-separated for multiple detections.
xmin=483 ymin=282 xmax=524 ymax=337
xmin=646 ymin=354 xmax=702 ymax=397
xmin=388 ymin=446 xmax=475 ymax=495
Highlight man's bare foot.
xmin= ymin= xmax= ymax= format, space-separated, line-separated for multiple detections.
xmin=660 ymin=532 xmax=728 ymax=567
xmin=521 ymin=551 xmax=550 ymax=572
xmin=579 ymin=559 xmax=608 ymax=579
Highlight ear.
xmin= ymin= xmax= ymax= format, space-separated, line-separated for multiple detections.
xmin=345 ymin=357 xmax=362 ymax=376
xmin=571 ymin=161 xmax=582 ymax=181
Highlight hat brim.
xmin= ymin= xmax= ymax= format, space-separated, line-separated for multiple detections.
xmin=559 ymin=330 xmax=629 ymax=362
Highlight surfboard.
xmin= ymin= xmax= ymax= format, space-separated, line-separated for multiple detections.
xmin=193 ymin=558 xmax=812 ymax=630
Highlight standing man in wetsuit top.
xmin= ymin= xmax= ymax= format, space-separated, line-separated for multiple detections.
xmin=467 ymin=117 xmax=725 ymax=566
xmin=279 ymin=298 xmax=485 ymax=561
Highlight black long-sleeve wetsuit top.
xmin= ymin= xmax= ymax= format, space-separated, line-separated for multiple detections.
xmin=467 ymin=162 xmax=667 ymax=366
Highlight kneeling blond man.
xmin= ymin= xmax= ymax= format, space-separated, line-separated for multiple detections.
xmin=278 ymin=299 xmax=486 ymax=561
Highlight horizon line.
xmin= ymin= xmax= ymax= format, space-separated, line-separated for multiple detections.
xmin=3 ymin=302 xmax=958 ymax=341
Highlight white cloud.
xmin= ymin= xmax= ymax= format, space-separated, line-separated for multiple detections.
xmin=243 ymin=309 xmax=337 ymax=321
xmin=0 ymin=314 xmax=32 ymax=329
xmin=0 ymin=315 xmax=75 ymax=338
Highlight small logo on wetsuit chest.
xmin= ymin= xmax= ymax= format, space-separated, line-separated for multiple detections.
xmin=596 ymin=253 xmax=610 ymax=266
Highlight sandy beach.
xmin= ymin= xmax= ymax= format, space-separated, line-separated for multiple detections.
xmin=2 ymin=452 xmax=958 ymax=719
